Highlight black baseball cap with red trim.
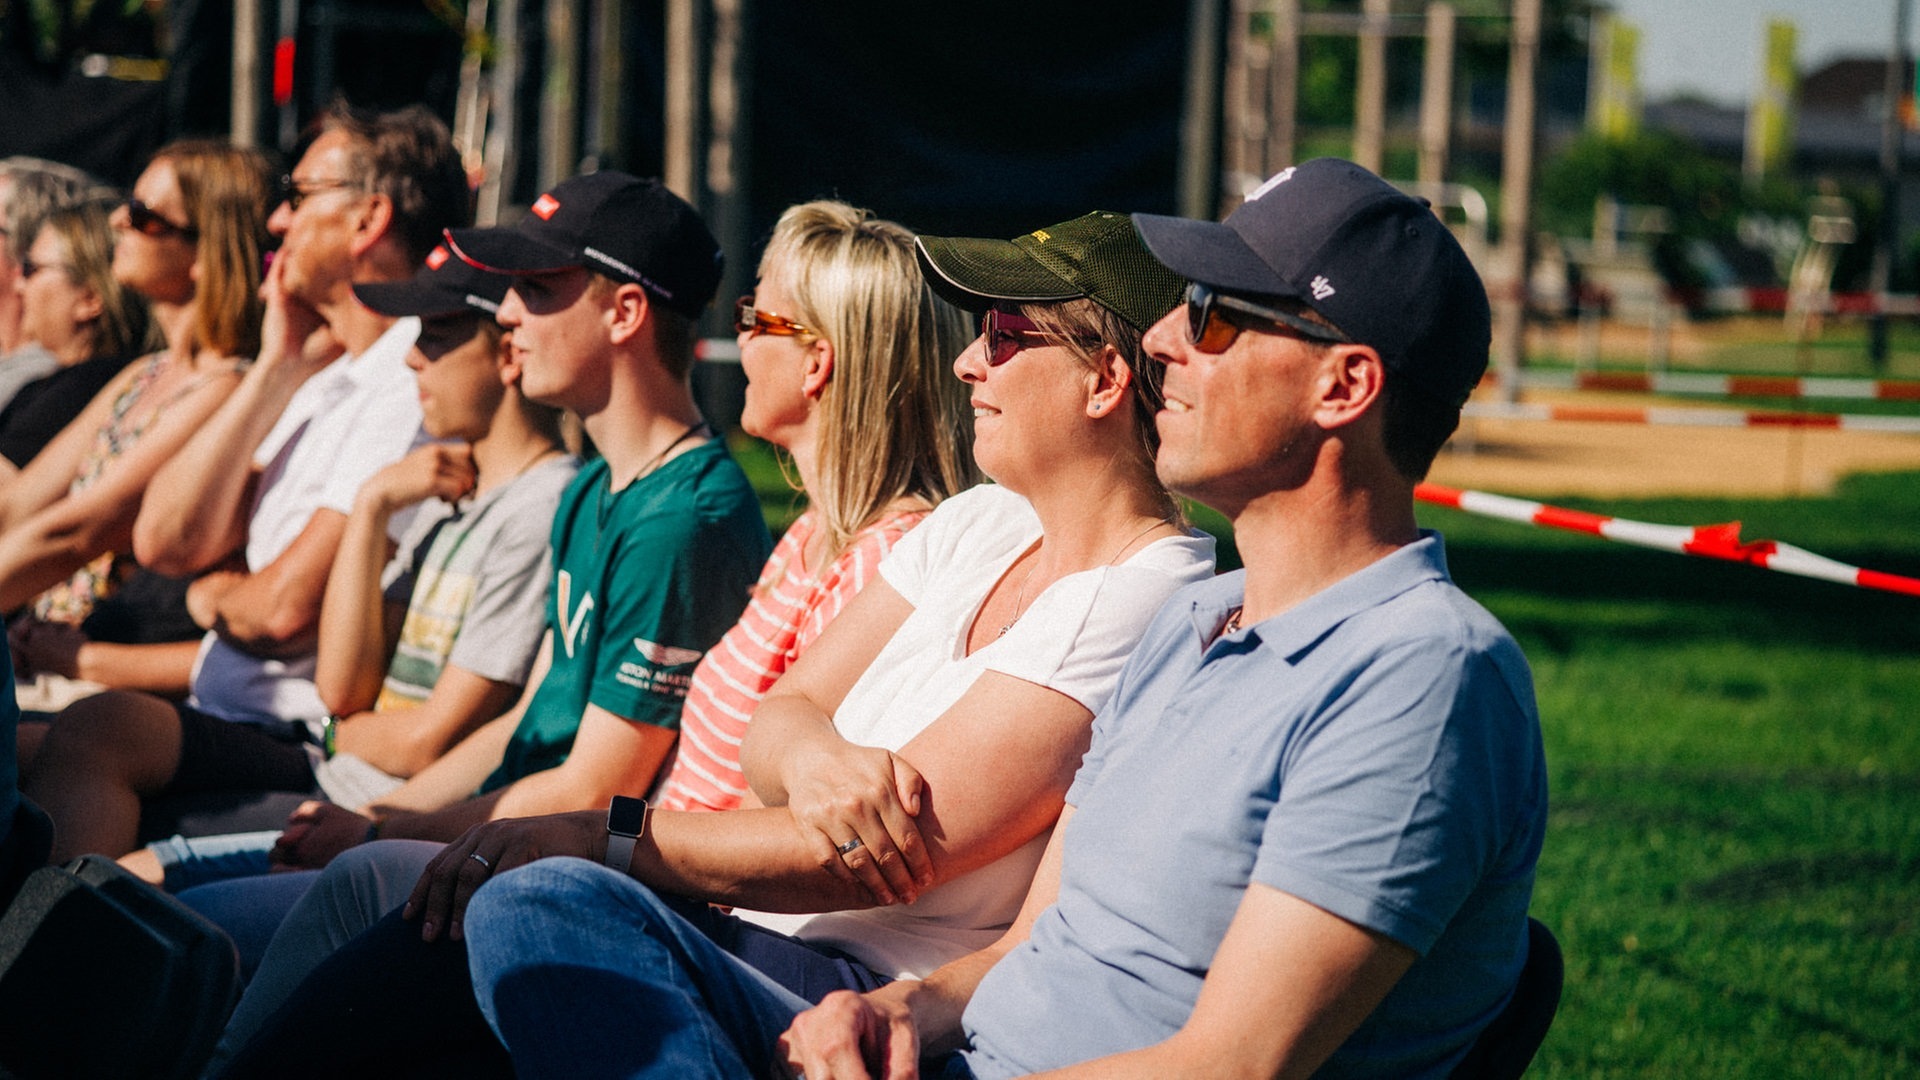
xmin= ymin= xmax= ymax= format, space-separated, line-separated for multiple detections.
xmin=353 ymin=243 xmax=509 ymax=319
xmin=444 ymin=171 xmax=723 ymax=319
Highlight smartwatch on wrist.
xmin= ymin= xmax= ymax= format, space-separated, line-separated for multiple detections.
xmin=604 ymin=795 xmax=649 ymax=871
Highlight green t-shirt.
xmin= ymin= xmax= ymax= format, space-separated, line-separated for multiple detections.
xmin=481 ymin=440 xmax=771 ymax=792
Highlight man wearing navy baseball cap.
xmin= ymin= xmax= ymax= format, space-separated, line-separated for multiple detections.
xmin=781 ymin=159 xmax=1547 ymax=1080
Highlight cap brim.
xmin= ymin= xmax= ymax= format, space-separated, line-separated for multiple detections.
xmin=445 ymin=226 xmax=580 ymax=276
xmin=1132 ymin=213 xmax=1294 ymax=299
xmin=352 ymin=279 xmax=491 ymax=319
xmin=914 ymin=235 xmax=1083 ymax=313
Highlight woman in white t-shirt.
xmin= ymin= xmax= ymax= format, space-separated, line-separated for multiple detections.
xmin=216 ymin=211 xmax=1216 ymax=1078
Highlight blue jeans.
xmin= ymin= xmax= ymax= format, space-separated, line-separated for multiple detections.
xmin=465 ymin=857 xmax=821 ymax=1080
xmin=148 ymin=829 xmax=278 ymax=891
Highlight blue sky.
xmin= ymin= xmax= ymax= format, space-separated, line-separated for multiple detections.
xmin=1607 ymin=0 xmax=1913 ymax=106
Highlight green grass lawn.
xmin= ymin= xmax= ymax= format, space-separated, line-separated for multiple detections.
xmin=1422 ymin=472 xmax=1920 ymax=1078
xmin=734 ymin=433 xmax=1920 ymax=1075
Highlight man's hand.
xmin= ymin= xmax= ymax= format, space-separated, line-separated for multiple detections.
xmin=258 ymin=252 xmax=342 ymax=375
xmin=271 ymin=801 xmax=376 ymax=870
xmin=778 ymin=989 xmax=921 ymax=1080
xmin=358 ymin=443 xmax=478 ymax=516
xmin=401 ymin=809 xmax=604 ymax=943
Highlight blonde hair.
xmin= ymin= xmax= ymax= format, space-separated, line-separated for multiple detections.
xmin=154 ymin=140 xmax=274 ymax=358
xmin=40 ymin=197 xmax=154 ymax=361
xmin=759 ymin=201 xmax=979 ymax=559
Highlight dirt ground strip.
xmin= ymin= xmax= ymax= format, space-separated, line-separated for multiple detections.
xmin=1428 ymin=407 xmax=1920 ymax=500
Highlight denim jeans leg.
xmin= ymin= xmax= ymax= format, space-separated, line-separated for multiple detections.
xmin=465 ymin=857 xmax=814 ymax=1080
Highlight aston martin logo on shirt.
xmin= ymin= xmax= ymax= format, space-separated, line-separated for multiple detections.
xmin=632 ymin=639 xmax=703 ymax=667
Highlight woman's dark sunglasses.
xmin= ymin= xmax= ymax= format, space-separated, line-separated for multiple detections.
xmin=1185 ymin=283 xmax=1350 ymax=353
xmin=734 ymin=296 xmax=814 ymax=338
xmin=980 ymin=308 xmax=1103 ymax=366
xmin=125 ymin=198 xmax=198 ymax=241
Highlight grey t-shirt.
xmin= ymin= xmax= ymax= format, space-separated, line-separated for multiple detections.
xmin=311 ymin=454 xmax=579 ymax=806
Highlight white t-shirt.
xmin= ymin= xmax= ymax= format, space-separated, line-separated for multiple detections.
xmin=188 ymin=318 xmax=429 ymax=731
xmin=740 ymin=484 xmax=1216 ymax=978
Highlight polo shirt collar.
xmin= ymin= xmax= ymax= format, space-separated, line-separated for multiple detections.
xmin=1192 ymin=532 xmax=1452 ymax=660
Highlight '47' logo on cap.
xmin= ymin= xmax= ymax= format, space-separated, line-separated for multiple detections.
xmin=1310 ymin=275 xmax=1336 ymax=300
xmin=532 ymin=193 xmax=562 ymax=220
xmin=1245 ymin=166 xmax=1297 ymax=202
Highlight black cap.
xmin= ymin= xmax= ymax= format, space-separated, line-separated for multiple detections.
xmin=444 ymin=171 xmax=723 ymax=319
xmin=1133 ymin=158 xmax=1490 ymax=407
xmin=914 ymin=211 xmax=1186 ymax=333
xmin=353 ymin=243 xmax=509 ymax=319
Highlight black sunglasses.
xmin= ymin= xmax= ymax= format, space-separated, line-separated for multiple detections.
xmin=125 ymin=198 xmax=198 ymax=241
xmin=1185 ymin=283 xmax=1351 ymax=353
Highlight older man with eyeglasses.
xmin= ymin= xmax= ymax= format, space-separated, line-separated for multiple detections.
xmin=25 ymin=103 xmax=472 ymax=862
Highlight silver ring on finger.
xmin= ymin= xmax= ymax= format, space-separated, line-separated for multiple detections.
xmin=835 ymin=836 xmax=864 ymax=856
xmin=468 ymin=852 xmax=493 ymax=873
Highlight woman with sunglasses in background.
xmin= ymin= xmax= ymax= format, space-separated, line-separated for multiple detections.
xmin=208 ymin=211 xmax=1215 ymax=1078
xmin=1 ymin=141 xmax=274 ymax=717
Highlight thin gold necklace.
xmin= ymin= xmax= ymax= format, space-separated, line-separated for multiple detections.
xmin=997 ymin=515 xmax=1175 ymax=637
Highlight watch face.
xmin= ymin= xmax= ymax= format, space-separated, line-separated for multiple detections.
xmin=608 ymin=795 xmax=648 ymax=837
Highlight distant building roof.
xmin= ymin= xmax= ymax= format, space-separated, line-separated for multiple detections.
xmin=1801 ymin=57 xmax=1914 ymax=118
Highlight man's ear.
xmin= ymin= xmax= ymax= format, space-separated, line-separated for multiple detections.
xmin=347 ymin=193 xmax=397 ymax=260
xmin=605 ymin=281 xmax=650 ymax=345
xmin=801 ymin=337 xmax=835 ymax=399
xmin=1085 ymin=345 xmax=1132 ymax=420
xmin=1314 ymin=344 xmax=1386 ymax=430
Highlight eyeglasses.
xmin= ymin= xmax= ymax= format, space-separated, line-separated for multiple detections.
xmin=734 ymin=295 xmax=814 ymax=338
xmin=125 ymin=198 xmax=198 ymax=241
xmin=279 ymin=174 xmax=366 ymax=212
xmin=1185 ymin=283 xmax=1351 ymax=353
xmin=980 ymin=307 xmax=1102 ymax=366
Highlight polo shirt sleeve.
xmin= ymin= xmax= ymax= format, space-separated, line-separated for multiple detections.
xmin=1250 ymin=635 xmax=1525 ymax=956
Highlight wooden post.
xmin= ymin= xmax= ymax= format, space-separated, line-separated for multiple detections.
xmin=541 ymin=0 xmax=579 ymax=190
xmin=230 ymin=0 xmax=261 ymax=147
xmin=663 ymin=0 xmax=708 ymax=204
xmin=707 ymin=0 xmax=752 ymax=324
xmin=1269 ymin=0 xmax=1299 ymax=175
xmin=1354 ymin=0 xmax=1389 ymax=173
xmin=1870 ymin=0 xmax=1912 ymax=370
xmin=1494 ymin=0 xmax=1540 ymax=404
xmin=587 ymin=0 xmax=627 ymax=170
xmin=476 ymin=0 xmax=521 ymax=224
xmin=1180 ymin=0 xmax=1224 ymax=219
xmin=1224 ymin=0 xmax=1260 ymax=187
xmin=1417 ymin=2 xmax=1454 ymax=186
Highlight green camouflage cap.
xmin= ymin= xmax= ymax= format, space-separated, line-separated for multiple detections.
xmin=914 ymin=211 xmax=1187 ymax=332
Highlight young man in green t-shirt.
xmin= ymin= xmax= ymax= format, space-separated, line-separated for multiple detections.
xmin=271 ymin=172 xmax=770 ymax=869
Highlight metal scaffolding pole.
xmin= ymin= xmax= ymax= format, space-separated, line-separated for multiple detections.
xmin=1494 ymin=0 xmax=1540 ymax=402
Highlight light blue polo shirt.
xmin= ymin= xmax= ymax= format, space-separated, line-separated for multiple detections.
xmin=959 ymin=533 xmax=1547 ymax=1079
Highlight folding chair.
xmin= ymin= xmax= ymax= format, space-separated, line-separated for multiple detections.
xmin=1449 ymin=917 xmax=1564 ymax=1080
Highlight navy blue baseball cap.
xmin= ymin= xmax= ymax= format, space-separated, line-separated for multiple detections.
xmin=445 ymin=171 xmax=723 ymax=319
xmin=1133 ymin=158 xmax=1490 ymax=407
xmin=353 ymin=242 xmax=507 ymax=318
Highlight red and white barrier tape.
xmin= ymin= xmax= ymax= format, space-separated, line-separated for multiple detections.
xmin=1483 ymin=370 xmax=1920 ymax=403
xmin=1415 ymin=483 xmax=1920 ymax=598
xmin=1461 ymin=401 xmax=1920 ymax=434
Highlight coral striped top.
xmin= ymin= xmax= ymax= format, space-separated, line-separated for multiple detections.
xmin=655 ymin=506 xmax=927 ymax=813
